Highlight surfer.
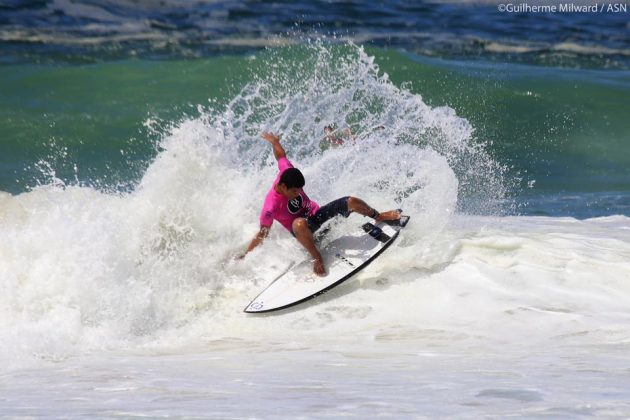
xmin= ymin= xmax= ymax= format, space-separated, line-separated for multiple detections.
xmin=323 ymin=124 xmax=385 ymax=148
xmin=323 ymin=125 xmax=352 ymax=147
xmin=239 ymin=131 xmax=401 ymax=276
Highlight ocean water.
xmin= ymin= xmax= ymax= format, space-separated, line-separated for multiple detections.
xmin=1 ymin=1 xmax=630 ymax=418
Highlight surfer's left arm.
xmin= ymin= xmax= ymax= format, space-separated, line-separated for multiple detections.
xmin=261 ymin=132 xmax=286 ymax=161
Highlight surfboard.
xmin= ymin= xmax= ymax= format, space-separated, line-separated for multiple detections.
xmin=244 ymin=214 xmax=410 ymax=313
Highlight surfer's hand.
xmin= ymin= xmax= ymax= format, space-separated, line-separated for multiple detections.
xmin=313 ymin=259 xmax=326 ymax=276
xmin=235 ymin=253 xmax=246 ymax=261
xmin=261 ymin=132 xmax=281 ymax=143
xmin=262 ymin=132 xmax=286 ymax=160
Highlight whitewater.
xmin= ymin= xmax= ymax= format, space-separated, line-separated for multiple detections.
xmin=1 ymin=44 xmax=630 ymax=417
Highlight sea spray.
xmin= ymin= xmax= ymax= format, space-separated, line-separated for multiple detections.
xmin=209 ymin=42 xmax=509 ymax=214
xmin=0 ymin=41 xmax=510 ymax=367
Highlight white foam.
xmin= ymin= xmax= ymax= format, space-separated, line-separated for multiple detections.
xmin=4 ymin=43 xmax=627 ymax=370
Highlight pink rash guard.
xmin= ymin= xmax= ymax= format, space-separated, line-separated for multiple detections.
xmin=259 ymin=157 xmax=320 ymax=232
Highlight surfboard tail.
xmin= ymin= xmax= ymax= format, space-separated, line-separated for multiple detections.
xmin=362 ymin=223 xmax=391 ymax=243
xmin=381 ymin=210 xmax=410 ymax=227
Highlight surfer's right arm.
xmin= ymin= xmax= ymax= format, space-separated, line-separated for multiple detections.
xmin=238 ymin=188 xmax=276 ymax=260
xmin=261 ymin=132 xmax=286 ymax=161
xmin=238 ymin=226 xmax=270 ymax=259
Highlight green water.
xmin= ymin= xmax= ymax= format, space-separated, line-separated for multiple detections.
xmin=1 ymin=47 xmax=629 ymax=214
xmin=0 ymin=56 xmax=248 ymax=191
xmin=374 ymin=51 xmax=630 ymax=194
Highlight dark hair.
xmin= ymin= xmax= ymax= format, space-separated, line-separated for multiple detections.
xmin=279 ymin=167 xmax=305 ymax=189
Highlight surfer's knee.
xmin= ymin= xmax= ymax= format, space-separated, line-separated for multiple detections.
xmin=292 ymin=217 xmax=308 ymax=234
xmin=347 ymin=196 xmax=359 ymax=212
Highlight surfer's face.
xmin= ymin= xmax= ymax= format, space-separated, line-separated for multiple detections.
xmin=278 ymin=184 xmax=301 ymax=200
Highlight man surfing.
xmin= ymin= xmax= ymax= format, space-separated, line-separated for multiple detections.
xmin=240 ymin=132 xmax=401 ymax=276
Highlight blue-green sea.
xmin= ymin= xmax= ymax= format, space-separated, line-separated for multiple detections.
xmin=1 ymin=1 xmax=630 ymax=418
xmin=2 ymin=47 xmax=629 ymax=217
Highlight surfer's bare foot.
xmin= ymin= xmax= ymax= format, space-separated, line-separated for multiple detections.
xmin=314 ymin=259 xmax=326 ymax=276
xmin=375 ymin=209 xmax=402 ymax=223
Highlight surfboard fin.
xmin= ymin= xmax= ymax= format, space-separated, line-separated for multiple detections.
xmin=362 ymin=223 xmax=391 ymax=243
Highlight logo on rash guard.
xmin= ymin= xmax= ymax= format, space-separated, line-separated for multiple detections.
xmin=288 ymin=194 xmax=303 ymax=214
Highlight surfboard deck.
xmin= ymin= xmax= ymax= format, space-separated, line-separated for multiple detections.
xmin=244 ymin=214 xmax=410 ymax=313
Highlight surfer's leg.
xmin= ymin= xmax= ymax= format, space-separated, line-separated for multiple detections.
xmin=347 ymin=196 xmax=401 ymax=222
xmin=292 ymin=218 xmax=326 ymax=276
xmin=305 ymin=197 xmax=351 ymax=233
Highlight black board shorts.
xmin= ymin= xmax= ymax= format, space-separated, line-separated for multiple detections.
xmin=293 ymin=196 xmax=350 ymax=235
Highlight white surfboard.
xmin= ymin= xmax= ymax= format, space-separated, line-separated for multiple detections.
xmin=244 ymin=214 xmax=410 ymax=313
